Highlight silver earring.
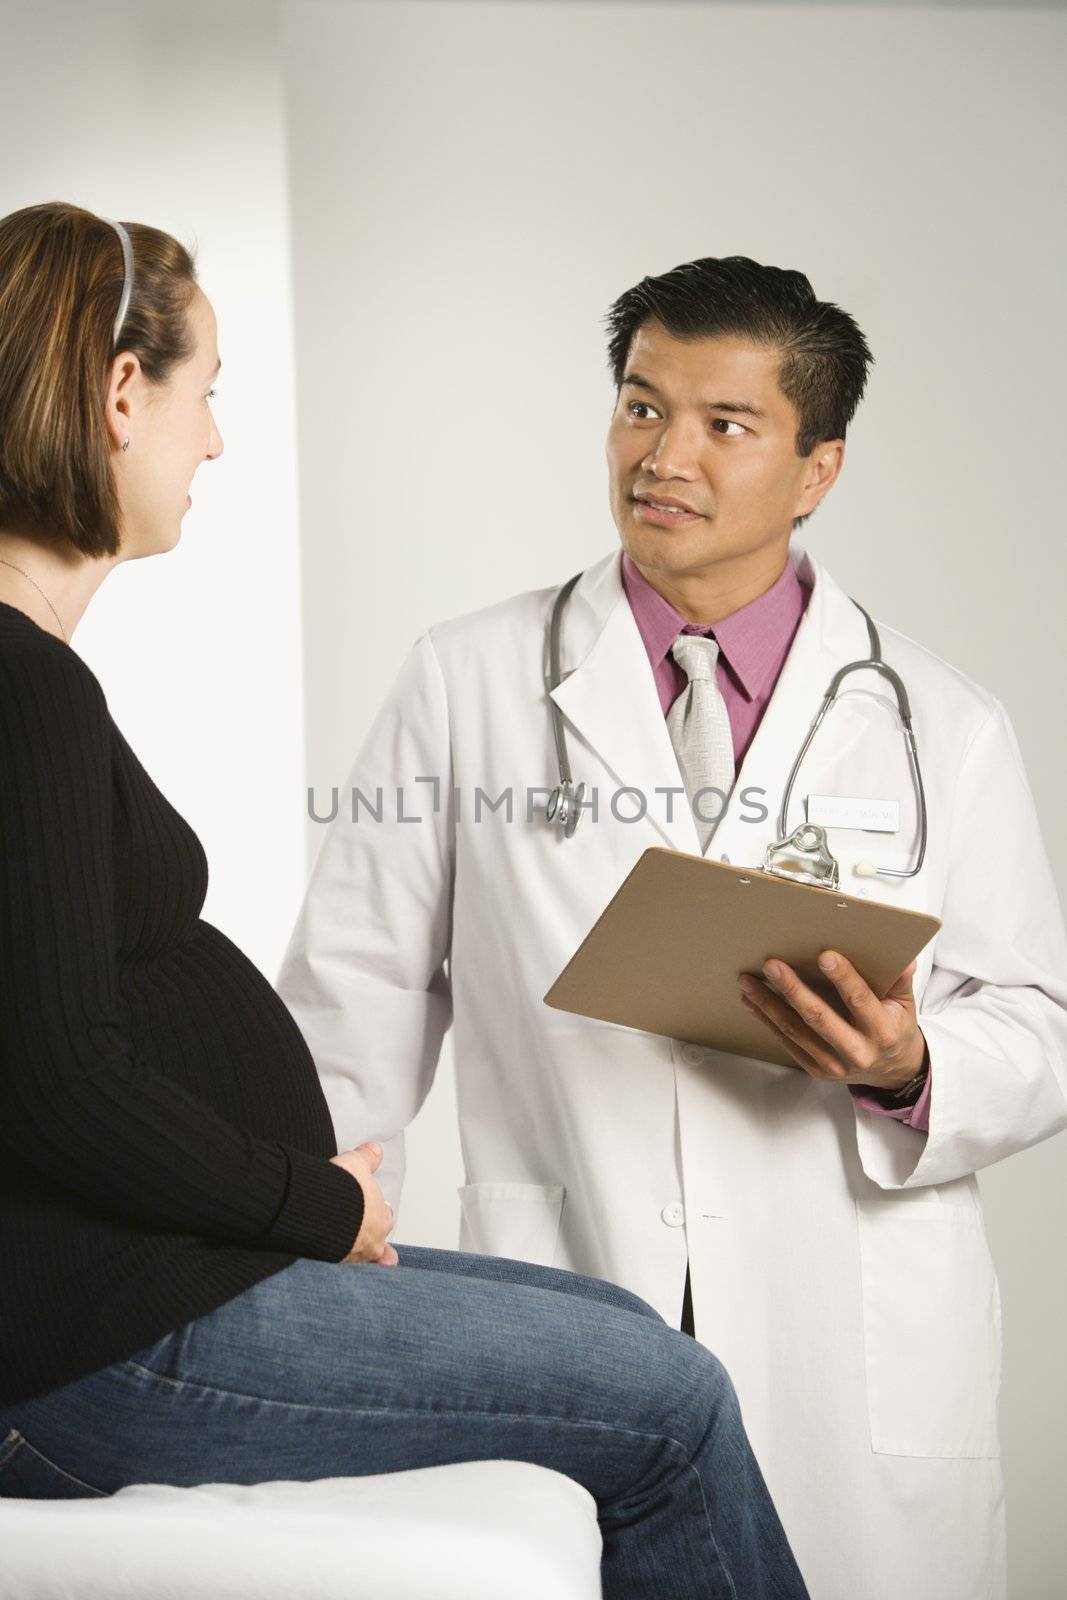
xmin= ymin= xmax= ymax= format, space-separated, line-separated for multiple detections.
xmin=121 ymin=437 xmax=130 ymax=452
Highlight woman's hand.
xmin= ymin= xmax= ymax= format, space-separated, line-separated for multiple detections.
xmin=329 ymin=1141 xmax=399 ymax=1266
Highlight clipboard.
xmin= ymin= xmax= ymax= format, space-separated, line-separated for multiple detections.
xmin=543 ymin=847 xmax=941 ymax=1068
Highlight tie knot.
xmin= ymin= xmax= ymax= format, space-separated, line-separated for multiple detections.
xmin=671 ymin=633 xmax=720 ymax=683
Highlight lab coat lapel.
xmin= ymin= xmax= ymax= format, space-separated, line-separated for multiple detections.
xmin=547 ymin=552 xmax=701 ymax=854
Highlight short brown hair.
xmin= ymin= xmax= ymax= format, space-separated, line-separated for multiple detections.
xmin=0 ymin=201 xmax=199 ymax=558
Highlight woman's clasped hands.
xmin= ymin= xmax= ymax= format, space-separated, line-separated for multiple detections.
xmin=329 ymin=1141 xmax=399 ymax=1265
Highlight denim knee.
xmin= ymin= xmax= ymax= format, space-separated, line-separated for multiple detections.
xmin=604 ymin=1281 xmax=668 ymax=1323
xmin=690 ymin=1342 xmax=745 ymax=1427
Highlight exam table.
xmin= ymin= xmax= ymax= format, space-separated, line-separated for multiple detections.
xmin=0 ymin=1459 xmax=604 ymax=1599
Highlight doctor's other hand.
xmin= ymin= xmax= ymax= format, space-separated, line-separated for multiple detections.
xmin=329 ymin=1141 xmax=399 ymax=1266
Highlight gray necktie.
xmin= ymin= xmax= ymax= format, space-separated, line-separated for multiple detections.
xmin=667 ymin=634 xmax=736 ymax=853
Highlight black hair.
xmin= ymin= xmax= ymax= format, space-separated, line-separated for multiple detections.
xmin=604 ymin=255 xmax=874 ymax=529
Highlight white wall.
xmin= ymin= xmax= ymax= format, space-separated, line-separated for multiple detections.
xmin=0 ymin=0 xmax=306 ymax=976
xmin=281 ymin=4 xmax=1067 ymax=1593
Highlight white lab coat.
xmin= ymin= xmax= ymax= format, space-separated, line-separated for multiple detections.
xmin=277 ymin=543 xmax=1067 ymax=1600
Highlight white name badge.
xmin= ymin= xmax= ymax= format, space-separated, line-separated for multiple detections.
xmin=805 ymin=794 xmax=900 ymax=833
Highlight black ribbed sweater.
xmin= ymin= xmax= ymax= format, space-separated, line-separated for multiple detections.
xmin=0 ymin=602 xmax=365 ymax=1408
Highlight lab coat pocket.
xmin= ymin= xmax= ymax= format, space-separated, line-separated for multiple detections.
xmin=457 ymin=1181 xmax=566 ymax=1268
xmin=855 ymin=1197 xmax=1002 ymax=1458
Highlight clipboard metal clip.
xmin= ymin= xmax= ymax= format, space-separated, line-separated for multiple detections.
xmin=762 ymin=823 xmax=840 ymax=891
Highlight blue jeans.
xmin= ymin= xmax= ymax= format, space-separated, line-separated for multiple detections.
xmin=0 ymin=1244 xmax=809 ymax=1599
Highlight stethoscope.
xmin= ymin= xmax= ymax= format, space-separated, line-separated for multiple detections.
xmin=544 ymin=569 xmax=928 ymax=889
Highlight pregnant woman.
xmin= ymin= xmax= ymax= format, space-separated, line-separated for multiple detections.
xmin=0 ymin=201 xmax=809 ymax=1600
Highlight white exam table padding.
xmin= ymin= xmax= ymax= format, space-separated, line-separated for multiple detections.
xmin=0 ymin=1460 xmax=604 ymax=1600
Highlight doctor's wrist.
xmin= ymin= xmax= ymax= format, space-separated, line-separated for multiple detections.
xmin=865 ymin=1039 xmax=930 ymax=1107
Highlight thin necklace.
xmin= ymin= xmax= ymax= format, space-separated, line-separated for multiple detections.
xmin=0 ymin=558 xmax=69 ymax=643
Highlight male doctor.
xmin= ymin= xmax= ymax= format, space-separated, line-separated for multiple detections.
xmin=277 ymin=255 xmax=1067 ymax=1600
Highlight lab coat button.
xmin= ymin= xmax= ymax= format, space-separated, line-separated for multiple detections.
xmin=679 ymin=1043 xmax=706 ymax=1065
xmin=660 ymin=1202 xmax=686 ymax=1227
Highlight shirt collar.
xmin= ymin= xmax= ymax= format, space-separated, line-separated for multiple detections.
xmin=620 ymin=548 xmax=809 ymax=702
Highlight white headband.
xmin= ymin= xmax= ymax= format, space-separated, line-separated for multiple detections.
xmin=104 ymin=217 xmax=134 ymax=347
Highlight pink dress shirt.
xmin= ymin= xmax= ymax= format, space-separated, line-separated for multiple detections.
xmin=620 ymin=549 xmax=931 ymax=1133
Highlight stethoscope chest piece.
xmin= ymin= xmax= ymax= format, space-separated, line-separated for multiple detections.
xmin=547 ymin=780 xmax=585 ymax=838
xmin=763 ymin=823 xmax=840 ymax=890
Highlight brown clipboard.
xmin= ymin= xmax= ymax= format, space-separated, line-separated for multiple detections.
xmin=543 ymin=847 xmax=941 ymax=1068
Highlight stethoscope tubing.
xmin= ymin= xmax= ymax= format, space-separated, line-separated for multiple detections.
xmin=545 ymin=570 xmax=928 ymax=880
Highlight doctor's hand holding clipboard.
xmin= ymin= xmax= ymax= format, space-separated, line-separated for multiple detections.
xmin=738 ymin=951 xmax=929 ymax=1100
xmin=543 ymin=835 xmax=939 ymax=1115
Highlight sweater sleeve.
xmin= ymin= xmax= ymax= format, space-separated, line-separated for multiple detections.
xmin=0 ymin=641 xmax=364 ymax=1261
